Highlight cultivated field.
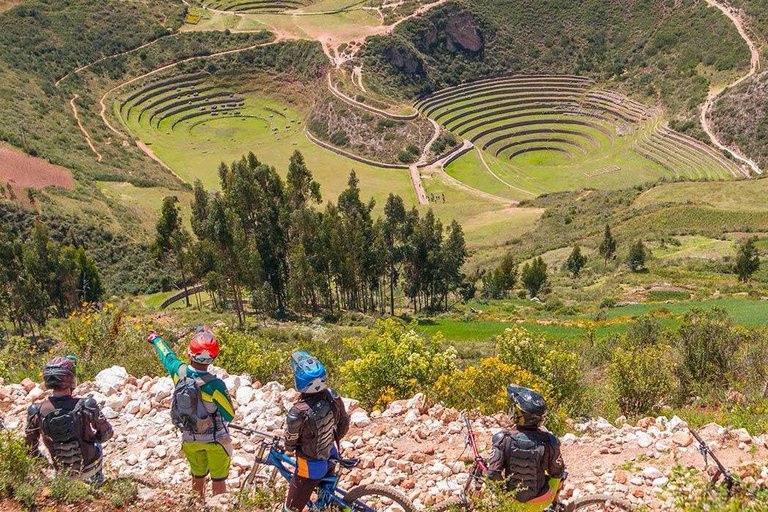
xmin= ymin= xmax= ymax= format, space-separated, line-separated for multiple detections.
xmin=0 ymin=145 xmax=74 ymax=190
xmin=421 ymin=75 xmax=748 ymax=197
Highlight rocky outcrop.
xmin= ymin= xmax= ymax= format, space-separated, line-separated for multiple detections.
xmin=2 ymin=368 xmax=768 ymax=510
xmin=445 ymin=12 xmax=483 ymax=52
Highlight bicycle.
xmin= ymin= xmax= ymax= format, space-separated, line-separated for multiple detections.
xmin=230 ymin=424 xmax=415 ymax=511
xmin=432 ymin=416 xmax=633 ymax=511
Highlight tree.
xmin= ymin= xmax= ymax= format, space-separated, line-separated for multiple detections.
xmin=521 ymin=257 xmax=547 ymax=297
xmin=439 ymin=220 xmax=467 ymax=308
xmin=598 ymin=224 xmax=617 ymax=266
xmin=153 ymin=196 xmax=192 ymax=307
xmin=564 ymin=244 xmax=587 ymax=278
xmin=734 ymin=236 xmax=760 ymax=283
xmin=286 ymin=150 xmax=321 ymax=210
xmin=383 ymin=194 xmax=407 ymax=315
xmin=627 ymin=239 xmax=647 ymax=272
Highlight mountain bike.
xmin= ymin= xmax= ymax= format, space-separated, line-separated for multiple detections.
xmin=432 ymin=416 xmax=633 ymax=511
xmin=230 ymin=424 xmax=415 ymax=511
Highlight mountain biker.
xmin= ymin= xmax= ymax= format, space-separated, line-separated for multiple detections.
xmin=25 ymin=356 xmax=113 ymax=483
xmin=147 ymin=327 xmax=235 ymax=497
xmin=283 ymin=352 xmax=350 ymax=512
xmin=485 ymin=385 xmax=565 ymax=511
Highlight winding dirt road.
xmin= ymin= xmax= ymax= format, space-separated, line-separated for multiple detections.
xmin=476 ymin=147 xmax=536 ymax=197
xmin=69 ymin=94 xmax=103 ymax=162
xmin=701 ymin=0 xmax=762 ymax=175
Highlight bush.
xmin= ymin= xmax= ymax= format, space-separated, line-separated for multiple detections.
xmin=0 ymin=432 xmax=44 ymax=505
xmin=495 ymin=326 xmax=586 ymax=415
xmin=610 ymin=346 xmax=678 ymax=416
xmin=676 ymin=307 xmax=741 ymax=387
xmin=329 ymin=130 xmax=349 ymax=146
xmin=397 ymin=149 xmax=418 ymax=164
xmin=49 ymin=475 xmax=93 ymax=503
xmin=433 ymin=357 xmax=549 ymax=415
xmin=215 ymin=328 xmax=289 ymax=385
xmin=340 ymin=319 xmax=457 ymax=409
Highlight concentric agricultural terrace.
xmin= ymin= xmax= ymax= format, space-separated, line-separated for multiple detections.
xmin=199 ymin=0 xmax=311 ymax=13
xmin=417 ymin=75 xmax=746 ymax=182
xmin=115 ymin=71 xmax=301 ymax=181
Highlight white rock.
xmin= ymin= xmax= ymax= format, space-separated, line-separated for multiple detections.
xmin=150 ymin=377 xmax=174 ymax=401
xmin=562 ymin=433 xmax=578 ymax=446
xmin=642 ymin=467 xmax=663 ymax=480
xmin=667 ymin=415 xmax=688 ymax=432
xmin=351 ymin=410 xmax=371 ymax=428
xmin=652 ymin=477 xmax=669 ymax=487
xmin=102 ymin=406 xmax=119 ymax=419
xmin=94 ymin=366 xmax=128 ymax=392
xmin=235 ymin=386 xmax=256 ymax=406
xmin=637 ymin=432 xmax=653 ymax=448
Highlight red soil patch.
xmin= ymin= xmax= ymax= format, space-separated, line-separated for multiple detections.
xmin=0 ymin=146 xmax=74 ymax=190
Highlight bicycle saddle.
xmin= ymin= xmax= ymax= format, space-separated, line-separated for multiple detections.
xmin=331 ymin=456 xmax=361 ymax=469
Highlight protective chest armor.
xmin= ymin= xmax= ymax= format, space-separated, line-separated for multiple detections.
xmin=503 ymin=431 xmax=546 ymax=502
xmin=306 ymin=394 xmax=336 ymax=460
xmin=41 ymin=401 xmax=85 ymax=473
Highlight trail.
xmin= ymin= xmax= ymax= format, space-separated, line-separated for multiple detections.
xmin=69 ymin=94 xmax=103 ymax=162
xmin=54 ymin=37 xmax=174 ymax=87
xmin=476 ymin=147 xmax=537 ymax=197
xmin=409 ymin=164 xmax=428 ymax=205
xmin=99 ymin=38 xmax=282 ymax=138
xmin=327 ymin=73 xmax=418 ymax=120
xmin=419 ymin=118 xmax=441 ymax=164
xmin=135 ymin=141 xmax=186 ymax=184
xmin=701 ymin=0 xmax=762 ymax=175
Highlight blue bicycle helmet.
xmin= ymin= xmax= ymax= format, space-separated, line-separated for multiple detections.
xmin=291 ymin=351 xmax=327 ymax=394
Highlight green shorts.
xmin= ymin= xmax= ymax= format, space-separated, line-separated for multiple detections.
xmin=182 ymin=440 xmax=232 ymax=480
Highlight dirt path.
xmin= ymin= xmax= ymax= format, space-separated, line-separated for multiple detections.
xmin=327 ymin=73 xmax=418 ymax=120
xmin=69 ymin=94 xmax=103 ymax=162
xmin=54 ymin=37 xmax=175 ymax=87
xmin=409 ymin=164 xmax=428 ymax=205
xmin=700 ymin=0 xmax=762 ymax=175
xmin=135 ymin=141 xmax=186 ymax=183
xmin=418 ymin=118 xmax=440 ymax=164
xmin=98 ymin=38 xmax=282 ymax=138
xmin=476 ymin=146 xmax=536 ymax=197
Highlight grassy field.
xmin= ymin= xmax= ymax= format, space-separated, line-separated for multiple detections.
xmin=444 ymin=150 xmax=533 ymax=202
xmin=416 ymin=297 xmax=768 ymax=349
xmin=633 ymin=178 xmax=768 ymax=211
xmin=97 ymin=182 xmax=194 ymax=234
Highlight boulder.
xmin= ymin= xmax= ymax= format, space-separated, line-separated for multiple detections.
xmin=94 ymin=366 xmax=129 ymax=393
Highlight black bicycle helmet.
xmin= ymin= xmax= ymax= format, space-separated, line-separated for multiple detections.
xmin=507 ymin=384 xmax=547 ymax=429
xmin=43 ymin=356 xmax=77 ymax=390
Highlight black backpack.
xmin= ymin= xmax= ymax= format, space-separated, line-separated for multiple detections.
xmin=171 ymin=366 xmax=215 ymax=434
xmin=41 ymin=400 xmax=85 ymax=471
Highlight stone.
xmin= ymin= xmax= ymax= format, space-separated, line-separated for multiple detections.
xmin=642 ymin=467 xmax=663 ymax=480
xmin=672 ymin=431 xmax=693 ymax=447
xmin=94 ymin=366 xmax=129 ymax=392
xmin=351 ymin=410 xmax=371 ymax=428
xmin=652 ymin=477 xmax=669 ymax=487
xmin=150 ymin=378 xmax=174 ymax=401
xmin=235 ymin=386 xmax=256 ymax=406
xmin=20 ymin=378 xmax=36 ymax=393
xmin=636 ymin=432 xmax=653 ymax=448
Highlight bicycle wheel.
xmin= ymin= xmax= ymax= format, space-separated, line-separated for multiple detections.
xmin=341 ymin=483 xmax=416 ymax=512
xmin=432 ymin=496 xmax=470 ymax=511
xmin=565 ymin=494 xmax=634 ymax=511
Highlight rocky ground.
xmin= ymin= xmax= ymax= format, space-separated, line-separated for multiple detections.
xmin=1 ymin=366 xmax=767 ymax=510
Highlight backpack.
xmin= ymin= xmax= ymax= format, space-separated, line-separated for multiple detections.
xmin=41 ymin=400 xmax=85 ymax=472
xmin=171 ymin=366 xmax=216 ymax=434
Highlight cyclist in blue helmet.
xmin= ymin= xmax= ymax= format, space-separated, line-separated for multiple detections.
xmin=283 ymin=352 xmax=350 ymax=512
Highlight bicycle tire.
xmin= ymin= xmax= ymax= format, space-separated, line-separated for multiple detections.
xmin=342 ymin=483 xmax=416 ymax=512
xmin=566 ymin=494 xmax=634 ymax=511
xmin=432 ymin=496 xmax=470 ymax=511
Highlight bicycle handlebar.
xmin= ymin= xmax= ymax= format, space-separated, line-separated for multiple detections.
xmin=690 ymin=428 xmax=735 ymax=487
xmin=229 ymin=424 xmax=280 ymax=441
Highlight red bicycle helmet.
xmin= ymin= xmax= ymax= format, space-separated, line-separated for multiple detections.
xmin=188 ymin=325 xmax=219 ymax=364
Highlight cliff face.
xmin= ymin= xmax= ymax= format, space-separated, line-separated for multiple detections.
xmin=444 ymin=11 xmax=484 ymax=52
xmin=3 ymin=367 xmax=768 ymax=510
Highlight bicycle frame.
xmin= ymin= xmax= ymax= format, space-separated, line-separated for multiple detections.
xmin=232 ymin=425 xmax=367 ymax=511
xmin=462 ymin=416 xmax=488 ymax=493
xmin=690 ymin=428 xmax=737 ymax=495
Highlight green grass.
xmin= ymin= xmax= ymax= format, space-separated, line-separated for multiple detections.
xmin=634 ymin=178 xmax=768 ymax=212
xmin=444 ymin=149 xmax=534 ymax=201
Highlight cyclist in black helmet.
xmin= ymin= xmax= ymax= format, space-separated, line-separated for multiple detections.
xmin=485 ymin=385 xmax=565 ymax=510
xmin=25 ymin=356 xmax=113 ymax=483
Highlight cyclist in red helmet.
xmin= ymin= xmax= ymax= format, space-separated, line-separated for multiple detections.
xmin=25 ymin=356 xmax=113 ymax=483
xmin=148 ymin=326 xmax=235 ymax=498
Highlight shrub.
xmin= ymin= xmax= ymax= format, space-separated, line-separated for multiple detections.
xmin=329 ymin=130 xmax=349 ymax=146
xmin=625 ymin=314 xmax=667 ymax=347
xmin=495 ymin=326 xmax=586 ymax=415
xmin=0 ymin=432 xmax=44 ymax=505
xmin=521 ymin=257 xmax=547 ymax=297
xmin=49 ymin=475 xmax=93 ymax=503
xmin=676 ymin=307 xmax=741 ymax=387
xmin=433 ymin=357 xmax=549 ymax=415
xmin=340 ymin=319 xmax=457 ymax=409
xmin=397 ymin=149 xmax=418 ymax=164
xmin=610 ymin=346 xmax=678 ymax=416
xmin=215 ymin=328 xmax=289 ymax=385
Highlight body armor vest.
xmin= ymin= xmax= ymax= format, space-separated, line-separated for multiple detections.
xmin=40 ymin=401 xmax=86 ymax=474
xmin=503 ymin=431 xmax=546 ymax=502
xmin=306 ymin=394 xmax=336 ymax=460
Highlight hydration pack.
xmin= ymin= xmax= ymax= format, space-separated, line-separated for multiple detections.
xmin=503 ymin=431 xmax=547 ymax=502
xmin=306 ymin=393 xmax=337 ymax=460
xmin=41 ymin=401 xmax=85 ymax=474
xmin=171 ymin=366 xmax=215 ymax=435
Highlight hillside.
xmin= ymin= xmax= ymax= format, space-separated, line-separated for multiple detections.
xmin=1 ymin=367 xmax=766 ymax=510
